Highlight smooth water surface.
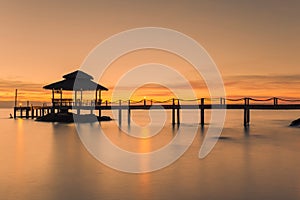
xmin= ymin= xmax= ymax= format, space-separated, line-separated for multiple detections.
xmin=0 ymin=109 xmax=300 ymax=200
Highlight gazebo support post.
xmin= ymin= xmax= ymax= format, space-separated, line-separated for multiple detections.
xmin=80 ymin=90 xmax=83 ymax=106
xmin=75 ymin=90 xmax=77 ymax=107
xmin=51 ymin=89 xmax=54 ymax=113
xmin=60 ymin=88 xmax=62 ymax=111
xmin=98 ymin=90 xmax=102 ymax=117
xmin=95 ymin=89 xmax=98 ymax=106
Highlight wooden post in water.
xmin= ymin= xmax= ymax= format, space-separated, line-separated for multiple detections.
xmin=244 ymin=98 xmax=250 ymax=127
xmin=118 ymin=100 xmax=122 ymax=127
xmin=26 ymin=107 xmax=29 ymax=119
xmin=176 ymin=99 xmax=180 ymax=125
xmin=98 ymin=90 xmax=102 ymax=118
xmin=128 ymin=100 xmax=131 ymax=125
xmin=80 ymin=89 xmax=83 ymax=106
xmin=74 ymin=90 xmax=77 ymax=107
xmin=200 ymin=98 xmax=205 ymax=127
xmin=14 ymin=89 xmax=18 ymax=118
xmin=247 ymin=98 xmax=250 ymax=125
xmin=98 ymin=100 xmax=102 ymax=118
xmin=13 ymin=108 xmax=17 ymax=119
xmin=14 ymin=89 xmax=18 ymax=107
xmin=172 ymin=98 xmax=175 ymax=126
xmin=60 ymin=88 xmax=62 ymax=107
xmin=95 ymin=89 xmax=98 ymax=106
xmin=31 ymin=106 xmax=34 ymax=119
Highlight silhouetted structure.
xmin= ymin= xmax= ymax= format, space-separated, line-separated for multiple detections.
xmin=43 ymin=70 xmax=108 ymax=110
xmin=12 ymin=71 xmax=300 ymax=127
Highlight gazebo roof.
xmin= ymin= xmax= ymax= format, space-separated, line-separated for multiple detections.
xmin=43 ymin=70 xmax=108 ymax=91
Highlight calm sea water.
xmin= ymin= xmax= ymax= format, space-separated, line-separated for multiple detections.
xmin=0 ymin=108 xmax=300 ymax=200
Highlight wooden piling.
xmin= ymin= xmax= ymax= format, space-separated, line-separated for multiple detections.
xmin=201 ymin=98 xmax=205 ymax=126
xmin=118 ymin=100 xmax=122 ymax=126
xmin=128 ymin=100 xmax=131 ymax=125
xmin=13 ymin=107 xmax=16 ymax=119
xmin=244 ymin=98 xmax=250 ymax=126
xmin=31 ymin=107 xmax=34 ymax=119
xmin=177 ymin=99 xmax=180 ymax=125
xmin=172 ymin=98 xmax=175 ymax=125
xmin=98 ymin=99 xmax=102 ymax=117
xmin=14 ymin=89 xmax=18 ymax=107
xmin=26 ymin=108 xmax=29 ymax=119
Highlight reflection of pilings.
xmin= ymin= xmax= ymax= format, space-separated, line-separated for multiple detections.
xmin=200 ymin=98 xmax=205 ymax=127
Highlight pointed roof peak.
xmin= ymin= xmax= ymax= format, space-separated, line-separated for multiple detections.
xmin=63 ymin=70 xmax=93 ymax=80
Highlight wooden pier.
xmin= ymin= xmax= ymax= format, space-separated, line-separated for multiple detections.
xmin=13 ymin=97 xmax=300 ymax=127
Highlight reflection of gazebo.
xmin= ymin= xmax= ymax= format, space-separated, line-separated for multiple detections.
xmin=43 ymin=70 xmax=108 ymax=109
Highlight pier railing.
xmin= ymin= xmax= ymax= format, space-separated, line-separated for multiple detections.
xmin=14 ymin=97 xmax=300 ymax=127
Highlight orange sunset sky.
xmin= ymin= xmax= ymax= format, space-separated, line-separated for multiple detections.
xmin=0 ymin=0 xmax=300 ymax=107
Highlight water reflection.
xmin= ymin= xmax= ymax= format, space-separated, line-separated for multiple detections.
xmin=1 ymin=109 xmax=300 ymax=199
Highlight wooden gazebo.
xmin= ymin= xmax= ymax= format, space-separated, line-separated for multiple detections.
xmin=43 ymin=70 xmax=108 ymax=109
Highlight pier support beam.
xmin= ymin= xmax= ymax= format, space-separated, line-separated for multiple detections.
xmin=176 ymin=99 xmax=180 ymax=125
xmin=172 ymin=98 xmax=175 ymax=126
xmin=200 ymin=98 xmax=205 ymax=127
xmin=31 ymin=107 xmax=34 ymax=119
xmin=244 ymin=98 xmax=250 ymax=127
xmin=26 ymin=108 xmax=29 ymax=119
xmin=98 ymin=107 xmax=101 ymax=118
xmin=98 ymin=99 xmax=102 ymax=117
xmin=14 ymin=107 xmax=16 ymax=119
xmin=118 ymin=100 xmax=122 ymax=127
xmin=128 ymin=100 xmax=131 ymax=126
